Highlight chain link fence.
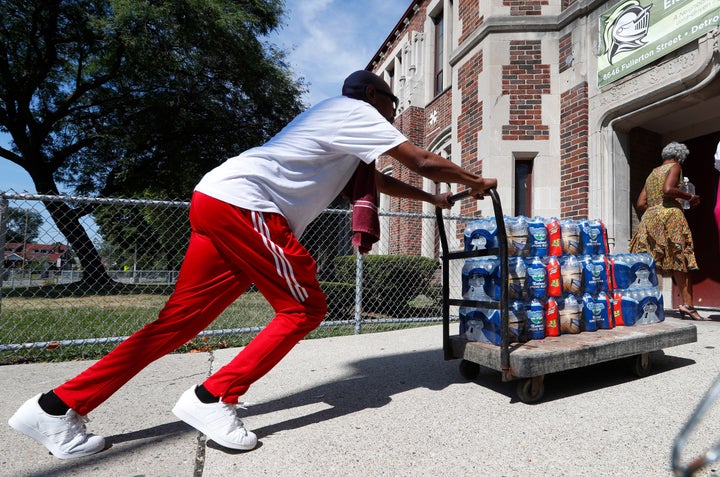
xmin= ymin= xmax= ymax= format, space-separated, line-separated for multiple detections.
xmin=1 ymin=191 xmax=473 ymax=364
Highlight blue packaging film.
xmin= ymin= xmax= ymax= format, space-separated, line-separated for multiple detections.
xmin=580 ymin=218 xmax=607 ymax=255
xmin=464 ymin=217 xmax=498 ymax=252
xmin=460 ymin=307 xmax=523 ymax=345
xmin=612 ymin=253 xmax=658 ymax=290
xmin=580 ymin=255 xmax=608 ymax=295
xmin=461 ymin=258 xmax=500 ymax=302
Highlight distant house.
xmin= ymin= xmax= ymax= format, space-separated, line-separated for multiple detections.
xmin=3 ymin=242 xmax=73 ymax=269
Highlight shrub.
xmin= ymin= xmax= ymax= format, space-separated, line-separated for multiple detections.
xmin=320 ymin=281 xmax=356 ymax=320
xmin=332 ymin=255 xmax=440 ymax=317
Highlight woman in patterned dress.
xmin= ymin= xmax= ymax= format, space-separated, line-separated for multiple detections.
xmin=629 ymin=141 xmax=709 ymax=320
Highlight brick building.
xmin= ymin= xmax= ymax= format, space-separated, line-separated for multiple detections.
xmin=367 ymin=0 xmax=720 ymax=308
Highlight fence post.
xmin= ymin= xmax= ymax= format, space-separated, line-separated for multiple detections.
xmin=353 ymin=250 xmax=363 ymax=334
xmin=0 ymin=197 xmax=7 ymax=306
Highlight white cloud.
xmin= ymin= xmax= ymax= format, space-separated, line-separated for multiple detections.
xmin=273 ymin=0 xmax=409 ymax=105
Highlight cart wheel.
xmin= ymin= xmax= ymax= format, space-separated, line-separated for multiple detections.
xmin=631 ymin=353 xmax=652 ymax=378
xmin=459 ymin=360 xmax=481 ymax=380
xmin=517 ymin=376 xmax=545 ymax=404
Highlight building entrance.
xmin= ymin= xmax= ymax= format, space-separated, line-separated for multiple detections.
xmin=677 ymin=132 xmax=720 ymax=309
xmin=620 ymin=75 xmax=720 ymax=310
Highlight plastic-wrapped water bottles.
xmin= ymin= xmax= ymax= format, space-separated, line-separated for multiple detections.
xmin=611 ymin=253 xmax=657 ymax=290
xmin=545 ymin=296 xmax=560 ymax=337
xmin=635 ymin=288 xmax=665 ymax=324
xmin=560 ymin=218 xmax=581 ymax=255
xmin=580 ymin=255 xmax=608 ymax=295
xmin=560 ymin=255 xmax=583 ymax=295
xmin=508 ymin=257 xmax=527 ymax=300
xmin=506 ymin=215 xmax=529 ymax=256
xmin=460 ymin=308 xmax=501 ymax=344
xmin=508 ymin=300 xmax=526 ymax=343
xmin=460 ymin=307 xmax=522 ymax=345
xmin=580 ymin=218 xmax=608 ymax=255
xmin=596 ymin=291 xmax=614 ymax=329
xmin=545 ymin=256 xmax=562 ymax=297
xmin=462 ymin=258 xmax=500 ymax=302
xmin=614 ymin=288 xmax=665 ymax=326
xmin=464 ymin=217 xmax=498 ymax=251
xmin=581 ymin=293 xmax=599 ymax=332
xmin=525 ymin=298 xmax=545 ymax=340
xmin=458 ymin=214 xmax=665 ymax=345
xmin=527 ymin=216 xmax=549 ymax=257
xmin=525 ymin=256 xmax=547 ymax=300
xmin=582 ymin=292 xmax=614 ymax=331
xmin=559 ymin=294 xmax=582 ymax=334
xmin=546 ymin=217 xmax=563 ymax=257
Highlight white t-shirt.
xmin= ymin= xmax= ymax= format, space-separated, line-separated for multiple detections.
xmin=195 ymin=96 xmax=408 ymax=236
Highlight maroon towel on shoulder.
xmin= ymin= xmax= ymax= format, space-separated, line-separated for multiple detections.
xmin=342 ymin=161 xmax=379 ymax=254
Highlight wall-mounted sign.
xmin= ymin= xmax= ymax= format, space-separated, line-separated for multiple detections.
xmin=598 ymin=0 xmax=720 ymax=87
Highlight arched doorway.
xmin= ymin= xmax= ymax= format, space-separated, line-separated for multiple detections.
xmin=617 ymin=75 xmax=720 ymax=309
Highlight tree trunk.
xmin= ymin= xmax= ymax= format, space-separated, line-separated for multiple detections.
xmin=32 ymin=174 xmax=112 ymax=286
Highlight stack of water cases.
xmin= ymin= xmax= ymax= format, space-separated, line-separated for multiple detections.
xmin=459 ymin=216 xmax=664 ymax=346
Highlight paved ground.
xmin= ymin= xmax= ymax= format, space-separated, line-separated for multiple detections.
xmin=1 ymin=314 xmax=720 ymax=477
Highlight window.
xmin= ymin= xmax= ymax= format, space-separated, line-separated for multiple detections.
xmin=515 ymin=159 xmax=533 ymax=216
xmin=433 ymin=13 xmax=444 ymax=96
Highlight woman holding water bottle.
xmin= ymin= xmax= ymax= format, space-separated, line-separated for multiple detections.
xmin=629 ymin=141 xmax=709 ymax=321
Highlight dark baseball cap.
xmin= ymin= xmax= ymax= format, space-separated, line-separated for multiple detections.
xmin=342 ymin=70 xmax=396 ymax=103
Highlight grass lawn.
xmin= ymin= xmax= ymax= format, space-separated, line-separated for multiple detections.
xmin=1 ymin=283 xmax=439 ymax=364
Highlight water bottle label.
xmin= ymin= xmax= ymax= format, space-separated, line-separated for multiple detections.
xmin=547 ymin=220 xmax=563 ymax=256
xmin=526 ymin=309 xmax=545 ymax=340
xmin=582 ymin=295 xmax=599 ymax=332
xmin=528 ymin=223 xmax=549 ymax=257
xmin=545 ymin=297 xmax=560 ymax=337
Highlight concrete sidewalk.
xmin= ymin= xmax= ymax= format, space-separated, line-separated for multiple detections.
xmin=1 ymin=316 xmax=719 ymax=477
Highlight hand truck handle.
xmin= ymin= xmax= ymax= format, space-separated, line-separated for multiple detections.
xmin=447 ymin=187 xmax=498 ymax=205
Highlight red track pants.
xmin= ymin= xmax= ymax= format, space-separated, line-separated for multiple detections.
xmin=55 ymin=192 xmax=327 ymax=415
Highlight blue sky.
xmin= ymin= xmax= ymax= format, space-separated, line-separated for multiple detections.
xmin=0 ymin=0 xmax=409 ymax=194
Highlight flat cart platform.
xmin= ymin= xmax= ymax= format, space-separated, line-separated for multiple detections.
xmin=450 ymin=320 xmax=696 ymax=402
xmin=437 ymin=189 xmax=698 ymax=403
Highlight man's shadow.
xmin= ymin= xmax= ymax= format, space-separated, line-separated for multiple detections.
xmin=245 ymin=348 xmax=462 ymax=442
xmin=102 ymin=342 xmax=696 ymax=458
xmin=207 ymin=344 xmax=695 ymax=452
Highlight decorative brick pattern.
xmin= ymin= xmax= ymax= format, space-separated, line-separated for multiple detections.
xmin=559 ymin=32 xmax=573 ymax=73
xmin=367 ymin=2 xmax=427 ymax=71
xmin=560 ymin=82 xmax=589 ymax=219
xmin=458 ymin=52 xmax=483 ymax=169
xmin=458 ymin=52 xmax=484 ymax=217
xmin=502 ymin=40 xmax=550 ymax=141
xmin=503 ymin=0 xmax=548 ymax=16
xmin=425 ymin=89 xmax=452 ymax=145
xmin=562 ymin=0 xmax=577 ymax=10
xmin=379 ymin=106 xmax=427 ymax=255
xmin=458 ymin=0 xmax=483 ymax=44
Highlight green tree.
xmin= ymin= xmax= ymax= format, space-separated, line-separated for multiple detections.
xmin=0 ymin=0 xmax=306 ymax=284
xmin=3 ymin=207 xmax=44 ymax=244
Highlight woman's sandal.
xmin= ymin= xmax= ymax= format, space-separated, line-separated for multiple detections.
xmin=678 ymin=304 xmax=711 ymax=321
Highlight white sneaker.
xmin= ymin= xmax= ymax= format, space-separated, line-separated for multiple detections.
xmin=172 ymin=386 xmax=257 ymax=450
xmin=8 ymin=394 xmax=106 ymax=459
